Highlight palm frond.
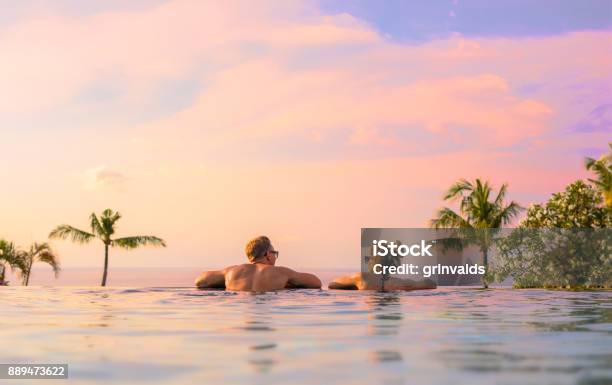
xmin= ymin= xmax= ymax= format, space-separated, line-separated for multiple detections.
xmin=0 ymin=241 xmax=28 ymax=274
xmin=37 ymin=250 xmax=61 ymax=277
xmin=584 ymin=156 xmax=597 ymax=170
xmin=89 ymin=213 xmax=105 ymax=237
xmin=100 ymin=209 xmax=121 ymax=237
xmin=494 ymin=183 xmax=508 ymax=206
xmin=49 ymin=225 xmax=95 ymax=244
xmin=30 ymin=242 xmax=61 ymax=277
xmin=16 ymin=251 xmax=31 ymax=279
xmin=101 ymin=209 xmax=121 ymax=224
xmin=584 ymin=146 xmax=612 ymax=209
xmin=431 ymin=208 xmax=471 ymax=228
xmin=493 ymin=201 xmax=524 ymax=227
xmin=443 ymin=179 xmax=473 ymax=201
xmin=112 ymin=236 xmax=166 ymax=249
xmin=587 ymin=178 xmax=607 ymax=190
xmin=17 ymin=251 xmax=28 ymax=272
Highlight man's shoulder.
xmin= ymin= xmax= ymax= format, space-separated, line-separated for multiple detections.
xmin=224 ymin=264 xmax=251 ymax=272
xmin=225 ymin=264 xmax=298 ymax=277
xmin=270 ymin=265 xmax=297 ymax=274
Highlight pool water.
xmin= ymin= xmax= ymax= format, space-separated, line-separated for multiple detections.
xmin=1 ymin=287 xmax=611 ymax=385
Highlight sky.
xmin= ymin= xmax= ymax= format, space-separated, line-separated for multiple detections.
xmin=0 ymin=0 xmax=610 ymax=274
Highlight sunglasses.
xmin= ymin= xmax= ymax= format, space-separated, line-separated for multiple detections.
xmin=268 ymin=250 xmax=279 ymax=258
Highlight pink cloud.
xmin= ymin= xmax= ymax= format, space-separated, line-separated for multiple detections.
xmin=82 ymin=166 xmax=128 ymax=191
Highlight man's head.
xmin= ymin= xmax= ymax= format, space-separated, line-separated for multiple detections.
xmin=245 ymin=236 xmax=278 ymax=265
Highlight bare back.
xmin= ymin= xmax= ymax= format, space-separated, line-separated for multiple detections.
xmin=195 ymin=263 xmax=322 ymax=292
xmin=225 ymin=264 xmax=291 ymax=291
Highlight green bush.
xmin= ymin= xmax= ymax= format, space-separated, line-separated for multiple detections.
xmin=495 ymin=181 xmax=611 ymax=289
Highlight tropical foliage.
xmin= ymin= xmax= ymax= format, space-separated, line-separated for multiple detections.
xmin=20 ymin=243 xmax=60 ymax=286
xmin=584 ymin=142 xmax=612 ymax=209
xmin=0 ymin=239 xmax=26 ymax=284
xmin=521 ymin=180 xmax=610 ymax=228
xmin=496 ymin=228 xmax=610 ymax=289
xmin=49 ymin=209 xmax=166 ymax=286
xmin=430 ymin=179 xmax=522 ymax=288
xmin=0 ymin=240 xmax=60 ymax=286
xmin=496 ymin=181 xmax=611 ymax=288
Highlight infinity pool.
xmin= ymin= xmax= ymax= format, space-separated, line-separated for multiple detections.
xmin=1 ymin=287 xmax=610 ymax=385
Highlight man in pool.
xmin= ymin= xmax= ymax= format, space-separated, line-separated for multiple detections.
xmin=195 ymin=236 xmax=322 ymax=291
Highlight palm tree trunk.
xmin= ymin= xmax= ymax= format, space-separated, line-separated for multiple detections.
xmin=482 ymin=248 xmax=489 ymax=289
xmin=101 ymin=243 xmax=109 ymax=287
xmin=24 ymin=257 xmax=33 ymax=286
xmin=0 ymin=264 xmax=5 ymax=283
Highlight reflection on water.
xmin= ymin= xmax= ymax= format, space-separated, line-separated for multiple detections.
xmin=369 ymin=292 xmax=403 ymax=336
xmin=0 ymin=287 xmax=610 ymax=385
xmin=242 ymin=295 xmax=278 ymax=375
xmin=250 ymin=343 xmax=277 ymax=350
xmin=366 ymin=291 xmax=404 ymax=381
xmin=370 ymin=350 xmax=403 ymax=362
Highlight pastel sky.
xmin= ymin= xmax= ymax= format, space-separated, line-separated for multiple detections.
xmin=0 ymin=0 xmax=610 ymax=272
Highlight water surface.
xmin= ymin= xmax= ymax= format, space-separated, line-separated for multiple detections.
xmin=1 ymin=287 xmax=610 ymax=385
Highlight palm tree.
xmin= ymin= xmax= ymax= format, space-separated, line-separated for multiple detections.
xmin=430 ymin=179 xmax=523 ymax=288
xmin=20 ymin=243 xmax=60 ymax=286
xmin=0 ymin=239 xmax=27 ymax=285
xmin=49 ymin=209 xmax=166 ymax=286
xmin=584 ymin=143 xmax=612 ymax=209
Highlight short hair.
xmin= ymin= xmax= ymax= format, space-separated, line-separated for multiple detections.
xmin=245 ymin=236 xmax=272 ymax=262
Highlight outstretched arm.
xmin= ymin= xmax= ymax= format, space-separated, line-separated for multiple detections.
xmin=282 ymin=268 xmax=322 ymax=289
xmin=329 ymin=273 xmax=436 ymax=290
xmin=328 ymin=273 xmax=361 ymax=290
xmin=195 ymin=269 xmax=226 ymax=289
